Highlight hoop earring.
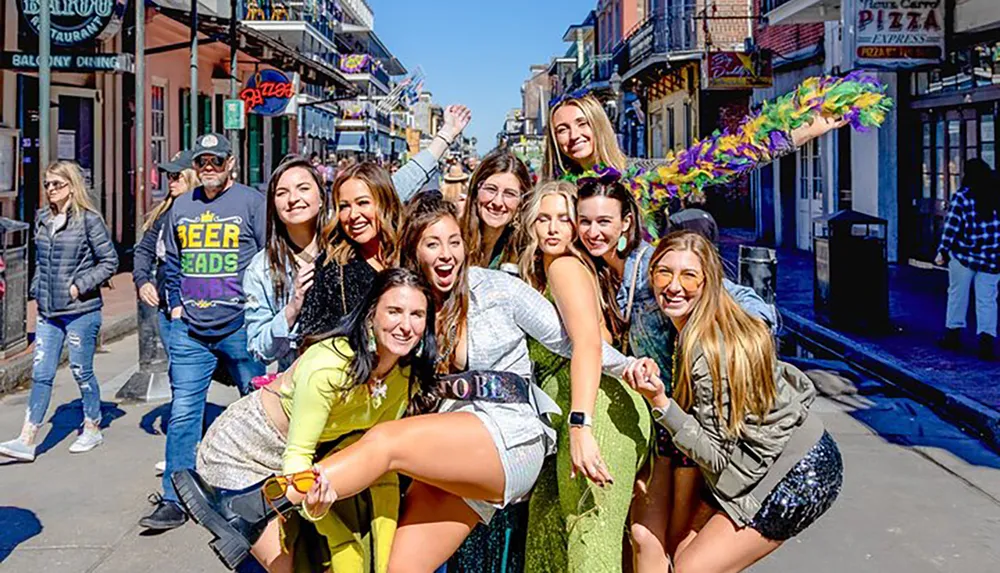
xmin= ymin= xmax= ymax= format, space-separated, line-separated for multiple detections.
xmin=414 ymin=339 xmax=424 ymax=358
xmin=616 ymin=235 xmax=627 ymax=252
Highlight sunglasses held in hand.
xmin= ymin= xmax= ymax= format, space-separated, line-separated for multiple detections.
xmin=262 ymin=468 xmax=319 ymax=520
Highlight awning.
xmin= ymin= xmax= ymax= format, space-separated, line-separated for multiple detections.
xmin=334 ymin=131 xmax=367 ymax=152
xmin=150 ymin=0 xmax=358 ymax=95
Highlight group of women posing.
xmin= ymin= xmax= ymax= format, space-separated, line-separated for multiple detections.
xmin=169 ymin=85 xmax=853 ymax=573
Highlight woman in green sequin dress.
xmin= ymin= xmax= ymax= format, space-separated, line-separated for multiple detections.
xmin=519 ymin=181 xmax=652 ymax=573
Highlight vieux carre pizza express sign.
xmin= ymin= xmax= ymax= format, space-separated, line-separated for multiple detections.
xmin=18 ymin=0 xmax=129 ymax=46
xmin=849 ymin=0 xmax=944 ymax=68
xmin=240 ymin=69 xmax=295 ymax=117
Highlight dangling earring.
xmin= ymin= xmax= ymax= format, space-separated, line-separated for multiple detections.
xmin=414 ymin=339 xmax=424 ymax=358
xmin=616 ymin=235 xmax=627 ymax=252
xmin=367 ymin=324 xmax=377 ymax=353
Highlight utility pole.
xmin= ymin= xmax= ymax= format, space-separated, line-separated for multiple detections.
xmin=136 ymin=0 xmax=146 ymax=233
xmin=190 ymin=0 xmax=199 ymax=147
xmin=229 ymin=0 xmax=239 ymax=168
xmin=39 ymin=0 xmax=51 ymax=172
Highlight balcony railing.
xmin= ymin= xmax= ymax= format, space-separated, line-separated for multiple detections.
xmin=622 ymin=6 xmax=699 ymax=73
xmin=761 ymin=0 xmax=797 ymax=12
xmin=243 ymin=1 xmax=339 ymax=45
xmin=592 ymin=54 xmax=614 ymax=82
xmin=336 ymin=100 xmax=391 ymax=127
xmin=338 ymin=53 xmax=392 ymax=90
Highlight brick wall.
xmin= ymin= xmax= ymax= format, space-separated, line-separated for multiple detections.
xmin=700 ymin=0 xmax=755 ymax=51
xmin=753 ymin=0 xmax=824 ymax=63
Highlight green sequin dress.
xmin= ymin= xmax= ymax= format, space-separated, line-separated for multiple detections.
xmin=523 ymin=339 xmax=652 ymax=573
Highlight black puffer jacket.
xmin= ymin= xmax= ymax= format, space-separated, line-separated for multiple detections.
xmin=31 ymin=208 xmax=119 ymax=318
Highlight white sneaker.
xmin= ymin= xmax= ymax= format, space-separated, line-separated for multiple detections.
xmin=0 ymin=438 xmax=36 ymax=462
xmin=68 ymin=428 xmax=104 ymax=454
xmin=155 ymin=460 xmax=166 ymax=475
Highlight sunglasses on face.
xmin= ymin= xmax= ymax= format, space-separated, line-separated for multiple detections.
xmin=166 ymin=172 xmax=182 ymax=182
xmin=195 ymin=155 xmax=227 ymax=169
xmin=43 ymin=180 xmax=68 ymax=191
xmin=262 ymin=468 xmax=319 ymax=520
xmin=651 ymin=266 xmax=705 ymax=293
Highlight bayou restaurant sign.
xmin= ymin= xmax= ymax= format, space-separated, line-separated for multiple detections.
xmin=18 ymin=0 xmax=129 ymax=46
xmin=848 ymin=0 xmax=944 ymax=68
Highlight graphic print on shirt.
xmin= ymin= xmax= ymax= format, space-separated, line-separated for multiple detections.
xmin=177 ymin=211 xmax=245 ymax=309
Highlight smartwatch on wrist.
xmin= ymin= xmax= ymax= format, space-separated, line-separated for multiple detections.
xmin=568 ymin=411 xmax=593 ymax=428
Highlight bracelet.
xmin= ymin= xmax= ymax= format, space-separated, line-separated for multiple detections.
xmin=434 ymin=133 xmax=454 ymax=146
xmin=300 ymin=502 xmax=330 ymax=522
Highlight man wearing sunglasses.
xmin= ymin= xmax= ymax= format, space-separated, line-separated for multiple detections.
xmin=140 ymin=133 xmax=266 ymax=531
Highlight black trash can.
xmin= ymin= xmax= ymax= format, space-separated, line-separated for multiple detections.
xmin=813 ymin=210 xmax=888 ymax=331
xmin=0 ymin=218 xmax=31 ymax=358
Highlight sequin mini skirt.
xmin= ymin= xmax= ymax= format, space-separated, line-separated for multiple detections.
xmin=196 ymin=390 xmax=285 ymax=491
xmin=748 ymin=431 xmax=843 ymax=541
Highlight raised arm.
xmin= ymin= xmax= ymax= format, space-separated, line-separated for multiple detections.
xmin=394 ymin=105 xmax=472 ymax=202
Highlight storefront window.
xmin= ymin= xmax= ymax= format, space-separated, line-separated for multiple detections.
xmin=982 ymin=115 xmax=995 ymax=168
xmin=151 ymin=85 xmax=167 ymax=196
xmin=912 ymin=41 xmax=1000 ymax=96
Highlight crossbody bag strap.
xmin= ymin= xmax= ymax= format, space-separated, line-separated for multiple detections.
xmin=621 ymin=244 xmax=650 ymax=354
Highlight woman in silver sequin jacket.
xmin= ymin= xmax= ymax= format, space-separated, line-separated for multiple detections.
xmin=626 ymin=231 xmax=842 ymax=571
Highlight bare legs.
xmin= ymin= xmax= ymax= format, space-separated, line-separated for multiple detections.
xmin=388 ymin=482 xmax=483 ymax=573
xmin=250 ymin=520 xmax=293 ymax=573
xmin=629 ymin=460 xmax=672 ymax=573
xmin=672 ymin=511 xmax=782 ymax=573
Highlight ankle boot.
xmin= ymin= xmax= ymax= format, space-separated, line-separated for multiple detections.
xmin=172 ymin=469 xmax=295 ymax=570
xmin=979 ymin=334 xmax=996 ymax=361
xmin=938 ymin=328 xmax=962 ymax=351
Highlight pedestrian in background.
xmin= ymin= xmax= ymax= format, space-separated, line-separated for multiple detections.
xmin=936 ymin=158 xmax=1000 ymax=360
xmin=0 ymin=161 xmax=119 ymax=462
xmin=140 ymin=133 xmax=266 ymax=531
xmin=440 ymin=163 xmax=470 ymax=217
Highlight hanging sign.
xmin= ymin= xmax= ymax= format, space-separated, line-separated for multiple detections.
xmin=18 ymin=0 xmax=129 ymax=46
xmin=705 ymin=51 xmax=773 ymax=90
xmin=0 ymin=51 xmax=134 ymax=72
xmin=847 ymin=0 xmax=944 ymax=68
xmin=239 ymin=69 xmax=295 ymax=117
xmin=223 ymin=99 xmax=245 ymax=130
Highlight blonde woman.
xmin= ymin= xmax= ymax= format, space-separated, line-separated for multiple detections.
xmin=0 ymin=161 xmax=119 ymax=462
xmin=133 ymin=150 xmax=199 ymax=357
xmin=519 ymin=181 xmax=651 ymax=573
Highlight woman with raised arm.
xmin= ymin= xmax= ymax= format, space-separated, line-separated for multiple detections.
xmin=626 ymin=231 xmax=842 ymax=572
xmin=173 ymin=268 xmax=438 ymax=572
xmin=518 ymin=181 xmax=651 ymax=573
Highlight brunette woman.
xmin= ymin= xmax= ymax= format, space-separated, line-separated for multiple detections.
xmin=244 ymin=156 xmax=329 ymax=371
xmin=461 ymin=148 xmax=533 ymax=271
xmin=518 ymin=181 xmax=651 ymax=573
xmin=626 ymin=231 xmax=842 ymax=572
xmin=0 ymin=162 xmax=118 ymax=462
xmin=174 ymin=268 xmax=438 ymax=572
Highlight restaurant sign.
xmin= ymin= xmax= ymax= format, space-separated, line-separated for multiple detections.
xmin=240 ymin=69 xmax=295 ymax=116
xmin=18 ymin=0 xmax=129 ymax=46
xmin=847 ymin=0 xmax=944 ymax=68
xmin=704 ymin=50 xmax=773 ymax=90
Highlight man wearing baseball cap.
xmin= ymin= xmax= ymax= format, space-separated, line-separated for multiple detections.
xmin=140 ymin=133 xmax=266 ymax=530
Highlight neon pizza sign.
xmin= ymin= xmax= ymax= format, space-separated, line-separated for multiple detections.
xmin=240 ymin=69 xmax=295 ymax=116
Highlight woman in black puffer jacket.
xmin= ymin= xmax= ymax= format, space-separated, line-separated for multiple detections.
xmin=0 ymin=161 xmax=118 ymax=463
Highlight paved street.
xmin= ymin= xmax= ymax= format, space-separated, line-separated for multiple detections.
xmin=1 ymin=333 xmax=999 ymax=572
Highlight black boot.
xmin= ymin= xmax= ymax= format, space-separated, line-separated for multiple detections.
xmin=979 ymin=334 xmax=996 ymax=361
xmin=171 ymin=470 xmax=295 ymax=570
xmin=938 ymin=328 xmax=962 ymax=351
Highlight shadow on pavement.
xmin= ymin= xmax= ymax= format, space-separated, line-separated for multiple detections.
xmin=34 ymin=400 xmax=126 ymax=457
xmin=138 ymin=402 xmax=226 ymax=437
xmin=0 ymin=506 xmax=42 ymax=562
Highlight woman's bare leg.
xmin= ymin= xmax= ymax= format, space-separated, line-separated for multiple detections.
xmin=250 ymin=519 xmax=292 ymax=573
xmin=672 ymin=511 xmax=782 ymax=573
xmin=309 ymin=412 xmax=506 ymax=503
xmin=629 ymin=459 xmax=673 ymax=573
xmin=387 ymin=482 xmax=482 ymax=573
xmin=668 ymin=467 xmax=714 ymax=556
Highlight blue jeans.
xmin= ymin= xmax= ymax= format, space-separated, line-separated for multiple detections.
xmin=157 ymin=311 xmax=174 ymax=361
xmin=27 ymin=310 xmax=103 ymax=426
xmin=162 ymin=321 xmax=264 ymax=502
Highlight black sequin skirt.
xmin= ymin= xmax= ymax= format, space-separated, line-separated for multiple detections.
xmin=748 ymin=431 xmax=843 ymax=541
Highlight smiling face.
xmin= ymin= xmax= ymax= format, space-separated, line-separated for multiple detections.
xmin=577 ymin=195 xmax=631 ymax=259
xmin=553 ymin=104 xmax=595 ymax=164
xmin=274 ymin=166 xmax=322 ymax=227
xmin=650 ymin=249 xmax=705 ymax=323
xmin=533 ymin=194 xmax=576 ymax=258
xmin=415 ymin=216 xmax=465 ymax=295
xmin=372 ymin=285 xmax=428 ymax=359
xmin=338 ymin=178 xmax=379 ymax=245
xmin=476 ymin=172 xmax=523 ymax=231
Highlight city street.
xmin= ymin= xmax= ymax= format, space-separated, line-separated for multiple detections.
xmin=0 ymin=334 xmax=998 ymax=572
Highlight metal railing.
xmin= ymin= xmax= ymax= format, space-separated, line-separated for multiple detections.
xmin=338 ymin=54 xmax=391 ymax=89
xmin=243 ymin=1 xmax=338 ymax=45
xmin=761 ymin=0 xmax=796 ymax=13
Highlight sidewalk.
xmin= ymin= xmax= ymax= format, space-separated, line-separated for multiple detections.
xmin=719 ymin=229 xmax=1000 ymax=450
xmin=0 ymin=273 xmax=138 ymax=395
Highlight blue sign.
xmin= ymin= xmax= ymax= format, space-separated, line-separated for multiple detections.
xmin=240 ymin=69 xmax=295 ymax=117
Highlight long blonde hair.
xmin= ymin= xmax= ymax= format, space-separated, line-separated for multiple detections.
xmin=652 ymin=231 xmax=777 ymax=437
xmin=543 ymin=94 xmax=627 ymax=179
xmin=45 ymin=161 xmax=100 ymax=218
xmin=143 ymin=163 xmax=199 ymax=232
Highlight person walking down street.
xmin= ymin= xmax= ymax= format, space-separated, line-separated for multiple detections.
xmin=0 ymin=161 xmax=119 ymax=462
xmin=937 ymin=158 xmax=1000 ymax=361
xmin=132 ymin=150 xmax=199 ymax=361
xmin=440 ymin=163 xmax=470 ymax=217
xmin=140 ymin=133 xmax=267 ymax=531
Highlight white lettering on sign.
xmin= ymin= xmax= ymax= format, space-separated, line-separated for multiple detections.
xmin=852 ymin=0 xmax=944 ymax=68
xmin=22 ymin=0 xmax=113 ymax=17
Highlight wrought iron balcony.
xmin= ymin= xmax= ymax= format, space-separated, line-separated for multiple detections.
xmin=338 ymin=53 xmax=392 ymax=92
xmin=242 ymin=1 xmax=339 ymax=46
xmin=626 ymin=8 xmax=699 ymax=70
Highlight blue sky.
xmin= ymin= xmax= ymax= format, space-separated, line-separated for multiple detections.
xmin=367 ymin=0 xmax=595 ymax=154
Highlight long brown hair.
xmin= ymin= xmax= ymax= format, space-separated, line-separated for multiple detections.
xmin=543 ymin=94 xmax=627 ymax=179
xmin=265 ymin=156 xmax=330 ymax=302
xmin=400 ymin=195 xmax=469 ymax=374
xmin=323 ymin=162 xmax=402 ymax=267
xmin=462 ymin=148 xmax=532 ymax=268
xmin=651 ymin=231 xmax=777 ymax=437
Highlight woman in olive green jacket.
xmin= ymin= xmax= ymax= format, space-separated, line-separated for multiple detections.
xmin=626 ymin=231 xmax=842 ymax=572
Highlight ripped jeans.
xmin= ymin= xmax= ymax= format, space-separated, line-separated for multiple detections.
xmin=26 ymin=310 xmax=103 ymax=426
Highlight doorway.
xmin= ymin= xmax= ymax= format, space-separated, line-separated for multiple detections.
xmin=796 ymin=139 xmax=824 ymax=250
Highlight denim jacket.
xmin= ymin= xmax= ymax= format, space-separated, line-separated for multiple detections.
xmin=619 ymin=242 xmax=777 ymax=389
xmin=394 ymin=150 xmax=439 ymax=203
xmin=243 ymin=250 xmax=297 ymax=371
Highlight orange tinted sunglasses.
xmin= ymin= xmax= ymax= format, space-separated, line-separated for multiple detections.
xmin=651 ymin=266 xmax=704 ymax=293
xmin=262 ymin=468 xmax=318 ymax=520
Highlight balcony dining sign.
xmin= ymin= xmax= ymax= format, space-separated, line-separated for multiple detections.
xmin=240 ymin=69 xmax=296 ymax=117
xmin=845 ymin=0 xmax=945 ymax=69
xmin=18 ymin=0 xmax=129 ymax=46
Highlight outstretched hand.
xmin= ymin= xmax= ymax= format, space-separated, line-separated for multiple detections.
xmin=441 ymin=105 xmax=472 ymax=142
xmin=790 ymin=114 xmax=849 ymax=147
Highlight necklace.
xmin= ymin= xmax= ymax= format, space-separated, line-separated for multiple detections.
xmin=368 ymin=375 xmax=388 ymax=408
xmin=435 ymin=321 xmax=461 ymax=371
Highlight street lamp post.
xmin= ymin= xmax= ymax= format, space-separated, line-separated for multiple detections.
xmin=608 ymin=66 xmax=623 ymax=144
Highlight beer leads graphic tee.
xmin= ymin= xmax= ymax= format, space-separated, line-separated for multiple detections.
xmin=163 ymin=183 xmax=266 ymax=337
